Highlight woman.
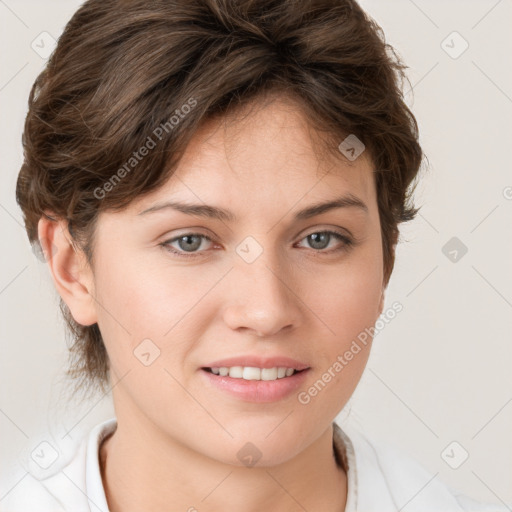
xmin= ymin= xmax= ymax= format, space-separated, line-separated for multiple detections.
xmin=3 ymin=0 xmax=507 ymax=510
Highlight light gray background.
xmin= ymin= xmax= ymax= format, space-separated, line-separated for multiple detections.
xmin=1 ymin=0 xmax=511 ymax=508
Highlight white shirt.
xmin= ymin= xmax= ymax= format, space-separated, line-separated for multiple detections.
xmin=1 ymin=417 xmax=508 ymax=511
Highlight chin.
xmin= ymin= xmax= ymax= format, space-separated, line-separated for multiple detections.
xmin=211 ymin=441 xmax=304 ymax=469
xmin=205 ymin=423 xmax=313 ymax=468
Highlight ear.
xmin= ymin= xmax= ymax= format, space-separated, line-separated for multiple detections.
xmin=38 ymin=215 xmax=98 ymax=326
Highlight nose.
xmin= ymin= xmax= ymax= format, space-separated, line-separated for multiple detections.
xmin=221 ymin=253 xmax=303 ymax=338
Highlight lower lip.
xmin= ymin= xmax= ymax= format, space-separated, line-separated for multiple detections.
xmin=200 ymin=369 xmax=310 ymax=403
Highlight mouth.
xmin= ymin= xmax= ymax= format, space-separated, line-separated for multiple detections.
xmin=200 ymin=358 xmax=310 ymax=403
xmin=202 ymin=366 xmax=306 ymax=381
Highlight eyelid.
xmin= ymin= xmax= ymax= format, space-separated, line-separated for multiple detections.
xmin=300 ymin=224 xmax=353 ymax=240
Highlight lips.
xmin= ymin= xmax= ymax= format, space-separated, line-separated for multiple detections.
xmin=200 ymin=356 xmax=310 ymax=402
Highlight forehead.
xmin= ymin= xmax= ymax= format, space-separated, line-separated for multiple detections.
xmin=131 ymin=94 xmax=377 ymax=217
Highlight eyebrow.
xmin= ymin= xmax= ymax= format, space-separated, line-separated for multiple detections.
xmin=137 ymin=193 xmax=368 ymax=222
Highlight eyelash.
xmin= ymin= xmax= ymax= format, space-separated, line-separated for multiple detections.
xmin=160 ymin=230 xmax=355 ymax=259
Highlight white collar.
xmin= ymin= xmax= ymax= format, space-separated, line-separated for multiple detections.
xmin=32 ymin=418 xmax=472 ymax=512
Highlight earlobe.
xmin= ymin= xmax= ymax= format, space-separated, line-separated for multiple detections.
xmin=38 ymin=216 xmax=98 ymax=326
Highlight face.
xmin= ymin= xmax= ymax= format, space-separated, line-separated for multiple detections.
xmin=79 ymin=94 xmax=384 ymax=466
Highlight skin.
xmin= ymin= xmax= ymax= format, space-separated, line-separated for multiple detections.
xmin=41 ymin=93 xmax=386 ymax=512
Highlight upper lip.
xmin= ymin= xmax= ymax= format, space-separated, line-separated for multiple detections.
xmin=203 ymin=356 xmax=310 ymax=371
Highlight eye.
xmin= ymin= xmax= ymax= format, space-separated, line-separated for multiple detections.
xmin=296 ymin=230 xmax=354 ymax=254
xmin=161 ymin=233 xmax=214 ymax=258
xmin=161 ymin=229 xmax=354 ymax=259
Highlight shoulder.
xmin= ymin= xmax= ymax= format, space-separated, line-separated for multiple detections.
xmin=0 ymin=418 xmax=116 ymax=512
xmin=334 ymin=422 xmax=510 ymax=512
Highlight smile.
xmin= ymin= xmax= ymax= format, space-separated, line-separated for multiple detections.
xmin=201 ymin=359 xmax=310 ymax=402
xmin=205 ymin=366 xmax=301 ymax=381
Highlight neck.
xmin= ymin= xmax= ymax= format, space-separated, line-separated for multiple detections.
xmin=99 ymin=415 xmax=347 ymax=512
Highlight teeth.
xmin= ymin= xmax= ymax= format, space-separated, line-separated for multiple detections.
xmin=209 ymin=366 xmax=298 ymax=381
xmin=243 ymin=367 xmax=261 ymax=380
xmin=261 ymin=368 xmax=278 ymax=381
xmin=229 ymin=366 xmax=243 ymax=378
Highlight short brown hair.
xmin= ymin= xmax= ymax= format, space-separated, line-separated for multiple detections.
xmin=16 ymin=0 xmax=423 ymax=399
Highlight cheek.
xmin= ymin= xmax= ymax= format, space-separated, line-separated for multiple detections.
xmin=297 ymin=259 xmax=380 ymax=420
xmin=299 ymin=239 xmax=382 ymax=410
xmin=311 ymin=245 xmax=383 ymax=346
xmin=92 ymin=251 xmax=221 ymax=367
